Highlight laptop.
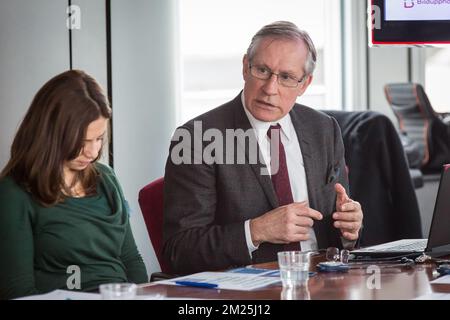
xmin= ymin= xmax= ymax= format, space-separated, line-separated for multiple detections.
xmin=351 ymin=164 xmax=450 ymax=258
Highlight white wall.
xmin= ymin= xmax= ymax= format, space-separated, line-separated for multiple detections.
xmin=368 ymin=47 xmax=409 ymax=122
xmin=0 ymin=0 xmax=69 ymax=169
xmin=71 ymin=0 xmax=108 ymax=91
xmin=341 ymin=0 xmax=368 ymax=110
xmin=110 ymin=0 xmax=178 ymax=275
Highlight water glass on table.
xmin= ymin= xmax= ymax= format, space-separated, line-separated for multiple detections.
xmin=277 ymin=251 xmax=311 ymax=287
xmin=99 ymin=283 xmax=137 ymax=300
xmin=281 ymin=285 xmax=311 ymax=300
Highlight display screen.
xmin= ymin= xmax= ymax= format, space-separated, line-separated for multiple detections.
xmin=385 ymin=0 xmax=450 ymax=21
xmin=370 ymin=0 xmax=450 ymax=45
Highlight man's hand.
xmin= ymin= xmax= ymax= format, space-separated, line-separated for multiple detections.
xmin=249 ymin=202 xmax=323 ymax=246
xmin=333 ymin=183 xmax=363 ymax=241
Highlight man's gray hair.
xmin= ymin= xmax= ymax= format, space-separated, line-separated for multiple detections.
xmin=246 ymin=21 xmax=317 ymax=76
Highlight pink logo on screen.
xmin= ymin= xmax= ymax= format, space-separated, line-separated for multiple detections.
xmin=404 ymin=0 xmax=415 ymax=8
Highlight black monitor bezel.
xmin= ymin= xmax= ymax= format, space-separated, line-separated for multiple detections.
xmin=371 ymin=0 xmax=450 ymax=45
xmin=425 ymin=165 xmax=450 ymax=256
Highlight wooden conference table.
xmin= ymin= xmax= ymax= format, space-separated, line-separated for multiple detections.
xmin=138 ymin=255 xmax=450 ymax=300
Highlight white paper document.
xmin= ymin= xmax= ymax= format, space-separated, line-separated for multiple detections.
xmin=16 ymin=289 xmax=101 ymax=300
xmin=158 ymin=268 xmax=281 ymax=291
xmin=414 ymin=292 xmax=450 ymax=300
xmin=430 ymin=275 xmax=450 ymax=284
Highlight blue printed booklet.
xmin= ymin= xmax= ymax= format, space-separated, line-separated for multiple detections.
xmin=158 ymin=267 xmax=282 ymax=291
xmin=228 ymin=267 xmax=316 ymax=278
xmin=227 ymin=267 xmax=281 ymax=277
xmin=158 ymin=267 xmax=316 ymax=291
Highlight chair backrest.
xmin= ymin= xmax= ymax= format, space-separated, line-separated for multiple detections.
xmin=384 ymin=83 xmax=439 ymax=168
xmin=138 ymin=177 xmax=171 ymax=273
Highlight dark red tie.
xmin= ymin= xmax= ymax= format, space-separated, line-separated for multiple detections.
xmin=267 ymin=124 xmax=301 ymax=251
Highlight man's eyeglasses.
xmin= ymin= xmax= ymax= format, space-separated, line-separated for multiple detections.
xmin=326 ymin=247 xmax=350 ymax=264
xmin=249 ymin=64 xmax=307 ymax=88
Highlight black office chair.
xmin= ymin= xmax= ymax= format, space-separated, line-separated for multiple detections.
xmin=323 ymin=110 xmax=422 ymax=247
xmin=384 ymin=83 xmax=450 ymax=172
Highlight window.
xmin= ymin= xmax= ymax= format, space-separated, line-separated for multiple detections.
xmin=179 ymin=0 xmax=342 ymax=124
xmin=425 ymin=48 xmax=450 ymax=113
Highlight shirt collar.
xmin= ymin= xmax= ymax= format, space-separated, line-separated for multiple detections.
xmin=241 ymin=91 xmax=294 ymax=142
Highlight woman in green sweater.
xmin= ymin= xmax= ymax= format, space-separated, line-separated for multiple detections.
xmin=0 ymin=70 xmax=148 ymax=299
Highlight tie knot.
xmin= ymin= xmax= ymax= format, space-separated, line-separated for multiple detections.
xmin=267 ymin=124 xmax=281 ymax=139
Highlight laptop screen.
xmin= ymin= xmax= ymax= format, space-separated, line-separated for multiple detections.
xmin=427 ymin=165 xmax=450 ymax=252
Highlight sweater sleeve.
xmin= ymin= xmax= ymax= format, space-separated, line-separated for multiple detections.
xmin=0 ymin=178 xmax=38 ymax=299
xmin=120 ymin=221 xmax=149 ymax=284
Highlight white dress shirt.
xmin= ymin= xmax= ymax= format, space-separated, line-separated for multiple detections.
xmin=241 ymin=93 xmax=318 ymax=258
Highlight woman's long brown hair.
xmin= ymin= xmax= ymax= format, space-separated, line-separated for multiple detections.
xmin=1 ymin=70 xmax=112 ymax=206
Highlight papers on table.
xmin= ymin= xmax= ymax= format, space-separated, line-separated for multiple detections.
xmin=15 ymin=290 xmax=101 ymax=300
xmin=15 ymin=289 xmax=173 ymax=300
xmin=430 ymin=275 xmax=450 ymax=284
xmin=227 ymin=267 xmax=280 ymax=276
xmin=413 ymin=275 xmax=450 ymax=300
xmin=414 ymin=292 xmax=450 ymax=300
xmin=158 ymin=267 xmax=281 ymax=291
xmin=15 ymin=291 xmax=199 ymax=300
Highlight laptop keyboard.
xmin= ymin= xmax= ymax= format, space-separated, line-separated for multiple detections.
xmin=379 ymin=239 xmax=427 ymax=252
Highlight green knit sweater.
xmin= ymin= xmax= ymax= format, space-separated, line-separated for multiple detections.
xmin=0 ymin=163 xmax=148 ymax=299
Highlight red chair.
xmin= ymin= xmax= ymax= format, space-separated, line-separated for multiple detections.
xmin=138 ymin=177 xmax=173 ymax=280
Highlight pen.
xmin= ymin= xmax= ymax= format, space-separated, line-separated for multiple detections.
xmin=175 ymin=281 xmax=219 ymax=289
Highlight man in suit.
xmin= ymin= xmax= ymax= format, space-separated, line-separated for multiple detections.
xmin=163 ymin=21 xmax=363 ymax=274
